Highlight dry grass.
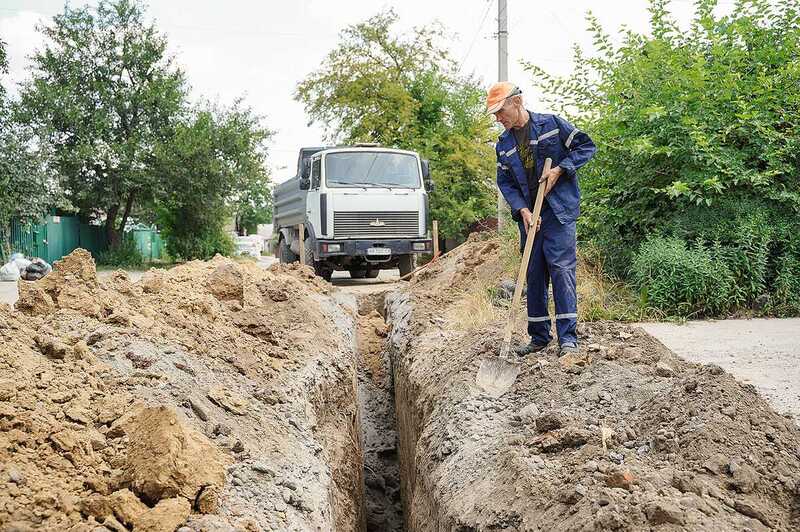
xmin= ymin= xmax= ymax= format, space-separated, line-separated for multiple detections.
xmin=444 ymin=226 xmax=662 ymax=332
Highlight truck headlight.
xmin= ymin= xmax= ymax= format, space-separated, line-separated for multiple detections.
xmin=325 ymin=243 xmax=341 ymax=253
xmin=412 ymin=242 xmax=428 ymax=251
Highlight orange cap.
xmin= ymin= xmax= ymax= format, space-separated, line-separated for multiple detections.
xmin=486 ymin=82 xmax=521 ymax=114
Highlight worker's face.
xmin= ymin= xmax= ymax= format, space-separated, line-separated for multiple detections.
xmin=493 ymin=97 xmax=522 ymax=130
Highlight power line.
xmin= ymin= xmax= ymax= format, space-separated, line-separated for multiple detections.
xmin=458 ymin=0 xmax=495 ymax=72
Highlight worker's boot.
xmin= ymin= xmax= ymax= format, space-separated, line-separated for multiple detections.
xmin=559 ymin=342 xmax=579 ymax=356
xmin=514 ymin=340 xmax=549 ymax=357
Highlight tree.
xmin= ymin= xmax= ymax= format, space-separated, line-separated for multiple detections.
xmin=0 ymin=39 xmax=61 ymax=257
xmin=18 ymin=0 xmax=185 ymax=246
xmin=524 ymin=0 xmax=800 ymax=314
xmin=154 ymin=102 xmax=273 ymax=260
xmin=296 ymin=10 xmax=496 ymax=239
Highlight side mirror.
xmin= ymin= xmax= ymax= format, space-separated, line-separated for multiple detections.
xmin=302 ymin=159 xmax=311 ymax=179
xmin=299 ymin=177 xmax=310 ymax=190
xmin=421 ymin=159 xmax=430 ymax=179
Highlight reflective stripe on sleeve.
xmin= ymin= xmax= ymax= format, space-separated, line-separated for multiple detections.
xmin=565 ymin=129 xmax=579 ymax=148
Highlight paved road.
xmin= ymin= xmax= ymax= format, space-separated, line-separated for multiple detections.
xmin=640 ymin=319 xmax=800 ymax=424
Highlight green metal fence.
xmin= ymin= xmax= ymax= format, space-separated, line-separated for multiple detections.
xmin=132 ymin=228 xmax=165 ymax=261
xmin=2 ymin=215 xmax=163 ymax=265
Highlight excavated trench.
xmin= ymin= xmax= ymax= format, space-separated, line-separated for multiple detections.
xmin=354 ymin=291 xmax=405 ymax=531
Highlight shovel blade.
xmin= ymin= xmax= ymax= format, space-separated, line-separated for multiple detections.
xmin=476 ymin=356 xmax=521 ymax=398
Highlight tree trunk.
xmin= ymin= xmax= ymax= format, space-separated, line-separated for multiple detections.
xmin=105 ymin=204 xmax=120 ymax=248
xmin=118 ymin=192 xmax=135 ymax=234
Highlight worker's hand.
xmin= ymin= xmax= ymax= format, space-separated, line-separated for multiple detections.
xmin=519 ymin=209 xmax=542 ymax=233
xmin=520 ymin=208 xmax=532 ymax=232
xmin=539 ymin=165 xmax=564 ymax=196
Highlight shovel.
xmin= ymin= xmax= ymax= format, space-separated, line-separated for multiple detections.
xmin=476 ymin=157 xmax=552 ymax=397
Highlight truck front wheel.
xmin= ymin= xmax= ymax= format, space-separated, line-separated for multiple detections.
xmin=398 ymin=255 xmax=415 ymax=277
xmin=305 ymin=237 xmax=333 ymax=282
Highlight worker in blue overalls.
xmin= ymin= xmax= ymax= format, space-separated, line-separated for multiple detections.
xmin=487 ymin=82 xmax=596 ymax=356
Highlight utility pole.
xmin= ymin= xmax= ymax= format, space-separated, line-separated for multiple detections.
xmin=497 ymin=0 xmax=509 ymax=228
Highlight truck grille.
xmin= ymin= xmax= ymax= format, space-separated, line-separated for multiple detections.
xmin=333 ymin=211 xmax=420 ymax=238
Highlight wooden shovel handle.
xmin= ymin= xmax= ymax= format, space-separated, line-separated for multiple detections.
xmin=501 ymin=158 xmax=552 ymax=346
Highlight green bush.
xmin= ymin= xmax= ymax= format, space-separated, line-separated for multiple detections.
xmin=97 ymin=237 xmax=144 ymax=269
xmin=631 ymin=236 xmax=736 ymax=317
xmin=161 ymin=226 xmax=234 ymax=262
xmin=525 ymin=0 xmax=800 ymax=317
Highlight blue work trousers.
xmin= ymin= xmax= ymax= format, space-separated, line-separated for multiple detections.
xmin=526 ymin=202 xmax=578 ymax=346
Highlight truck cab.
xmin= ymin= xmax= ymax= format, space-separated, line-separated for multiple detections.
xmin=273 ymin=145 xmax=433 ymax=280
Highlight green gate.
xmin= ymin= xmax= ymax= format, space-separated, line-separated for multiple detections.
xmin=5 ymin=216 xmax=110 ymax=264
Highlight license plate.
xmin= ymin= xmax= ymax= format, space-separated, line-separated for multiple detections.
xmin=367 ymin=247 xmax=391 ymax=256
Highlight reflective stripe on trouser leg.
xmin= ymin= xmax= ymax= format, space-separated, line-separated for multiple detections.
xmin=540 ymin=208 xmax=578 ymax=346
xmin=526 ymin=220 xmax=552 ymax=346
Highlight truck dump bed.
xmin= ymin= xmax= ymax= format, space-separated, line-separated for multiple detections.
xmin=273 ymin=175 xmax=307 ymax=230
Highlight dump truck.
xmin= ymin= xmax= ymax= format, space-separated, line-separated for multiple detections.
xmin=272 ymin=145 xmax=433 ymax=280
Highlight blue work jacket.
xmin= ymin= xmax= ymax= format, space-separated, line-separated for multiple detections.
xmin=496 ymin=111 xmax=596 ymax=226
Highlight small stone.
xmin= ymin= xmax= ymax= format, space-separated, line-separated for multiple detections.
xmin=608 ymin=451 xmax=624 ymax=464
xmin=734 ymin=499 xmax=771 ymax=527
xmin=517 ymin=403 xmax=540 ymax=422
xmin=655 ymin=359 xmax=676 ymax=377
xmin=645 ymin=500 xmax=685 ymax=525
xmin=251 ymin=462 xmax=274 ymax=475
xmin=133 ymin=498 xmax=191 ymax=532
xmin=557 ymin=484 xmax=587 ymax=505
xmin=188 ymin=397 xmax=209 ymax=422
xmin=7 ymin=466 xmax=25 ymax=485
xmin=583 ymin=461 xmax=599 ymax=472
xmin=721 ymin=405 xmax=736 ymax=418
xmin=728 ymin=461 xmax=759 ymax=493
xmin=102 ymin=516 xmax=127 ymax=532
xmin=196 ymin=486 xmax=220 ymax=514
xmin=65 ymin=406 xmax=93 ymax=424
xmin=535 ymin=412 xmax=564 ymax=433
xmin=605 ymin=470 xmax=635 ymax=491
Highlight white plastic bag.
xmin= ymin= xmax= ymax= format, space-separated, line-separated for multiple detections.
xmin=12 ymin=257 xmax=31 ymax=271
xmin=0 ymin=262 xmax=20 ymax=282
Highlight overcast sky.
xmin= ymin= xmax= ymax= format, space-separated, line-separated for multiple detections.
xmin=0 ymin=0 xmax=735 ymax=183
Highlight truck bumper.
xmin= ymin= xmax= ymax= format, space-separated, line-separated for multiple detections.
xmin=316 ymin=238 xmax=432 ymax=258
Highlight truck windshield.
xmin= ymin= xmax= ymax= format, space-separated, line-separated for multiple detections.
xmin=325 ymin=152 xmax=420 ymax=188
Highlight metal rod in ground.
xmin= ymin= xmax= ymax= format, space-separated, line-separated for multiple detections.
xmin=432 ymin=220 xmax=440 ymax=259
xmin=297 ymin=223 xmax=305 ymax=265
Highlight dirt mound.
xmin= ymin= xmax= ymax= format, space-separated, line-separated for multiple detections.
xmin=2 ymin=249 xmax=364 ymax=530
xmin=388 ymin=236 xmax=800 ymax=531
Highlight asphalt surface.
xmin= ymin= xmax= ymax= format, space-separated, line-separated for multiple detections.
xmin=640 ymin=318 xmax=800 ymax=425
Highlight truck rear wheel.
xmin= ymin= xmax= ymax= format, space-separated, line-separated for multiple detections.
xmin=279 ymin=237 xmax=298 ymax=264
xmin=398 ymin=255 xmax=415 ymax=277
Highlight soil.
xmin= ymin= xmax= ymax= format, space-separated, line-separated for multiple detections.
xmin=387 ymin=234 xmax=800 ymax=531
xmin=1 ymin=249 xmax=365 ymax=531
